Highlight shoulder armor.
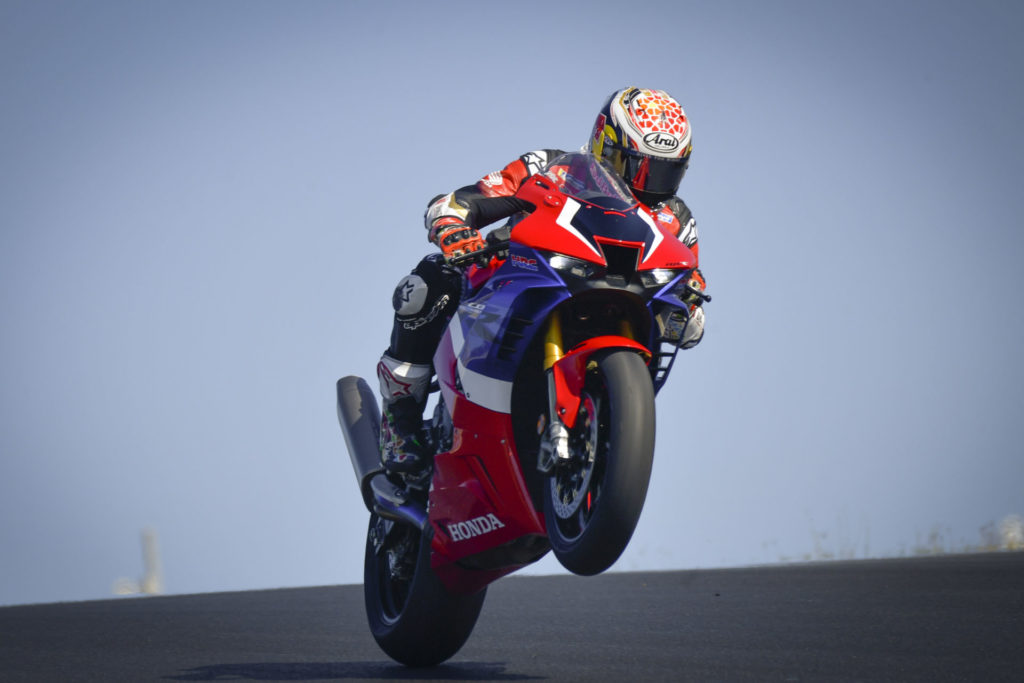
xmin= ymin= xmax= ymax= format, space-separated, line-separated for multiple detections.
xmin=656 ymin=196 xmax=697 ymax=247
xmin=520 ymin=149 xmax=566 ymax=176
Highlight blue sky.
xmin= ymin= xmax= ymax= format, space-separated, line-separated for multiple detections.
xmin=2 ymin=0 xmax=1022 ymax=605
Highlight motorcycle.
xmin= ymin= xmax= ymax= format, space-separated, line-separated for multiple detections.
xmin=336 ymin=151 xmax=709 ymax=666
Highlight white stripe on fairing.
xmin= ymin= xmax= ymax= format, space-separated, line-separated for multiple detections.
xmin=638 ymin=208 xmax=664 ymax=265
xmin=449 ymin=309 xmax=466 ymax=353
xmin=555 ymin=199 xmax=603 ymax=259
xmin=448 ymin=311 xmax=513 ymax=414
xmin=459 ymin=361 xmax=513 ymax=413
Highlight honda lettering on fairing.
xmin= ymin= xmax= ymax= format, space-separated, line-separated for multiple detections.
xmin=447 ymin=514 xmax=506 ymax=542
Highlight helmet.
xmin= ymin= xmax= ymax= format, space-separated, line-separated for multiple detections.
xmin=587 ymin=87 xmax=692 ymax=204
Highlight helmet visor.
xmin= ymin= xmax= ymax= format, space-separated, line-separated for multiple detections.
xmin=622 ymin=150 xmax=688 ymax=198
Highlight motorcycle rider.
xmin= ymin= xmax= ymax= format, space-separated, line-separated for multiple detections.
xmin=376 ymin=87 xmax=707 ymax=473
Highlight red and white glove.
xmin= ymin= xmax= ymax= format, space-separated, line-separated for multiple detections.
xmin=681 ymin=268 xmax=706 ymax=349
xmin=434 ymin=222 xmax=485 ymax=263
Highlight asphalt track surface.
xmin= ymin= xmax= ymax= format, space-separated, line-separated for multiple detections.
xmin=2 ymin=552 xmax=1022 ymax=682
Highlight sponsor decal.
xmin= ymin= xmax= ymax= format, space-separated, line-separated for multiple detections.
xmin=522 ymin=151 xmax=547 ymax=175
xmin=679 ymin=217 xmax=697 ymax=247
xmin=393 ymin=274 xmax=427 ymax=315
xmin=376 ymin=360 xmax=413 ymax=399
xmin=447 ymin=513 xmax=506 ymax=542
xmin=592 ymin=113 xmax=606 ymax=141
xmin=643 ymin=131 xmax=679 ymax=152
xmin=481 ymin=171 xmax=504 ymax=188
xmin=509 ymin=253 xmax=538 ymax=271
xmin=401 ymin=293 xmax=450 ymax=330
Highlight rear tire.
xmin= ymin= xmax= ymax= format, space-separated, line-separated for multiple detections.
xmin=363 ymin=515 xmax=487 ymax=666
xmin=544 ymin=350 xmax=656 ymax=575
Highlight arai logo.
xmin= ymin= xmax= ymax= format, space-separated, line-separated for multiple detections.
xmin=643 ymin=132 xmax=679 ymax=152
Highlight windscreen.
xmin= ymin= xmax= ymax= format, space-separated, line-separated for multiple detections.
xmin=543 ymin=153 xmax=638 ymax=210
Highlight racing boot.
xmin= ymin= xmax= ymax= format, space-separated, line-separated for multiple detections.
xmin=377 ymin=354 xmax=432 ymax=474
xmin=380 ymin=395 xmax=430 ymax=473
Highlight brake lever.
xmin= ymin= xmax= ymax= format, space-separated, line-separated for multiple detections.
xmin=450 ymin=244 xmax=499 ymax=269
xmin=450 ymin=233 xmax=511 ymax=269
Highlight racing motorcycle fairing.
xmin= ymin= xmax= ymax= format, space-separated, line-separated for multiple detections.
xmin=428 ymin=288 xmax=656 ymax=588
xmin=429 ymin=319 xmax=549 ymax=594
xmin=511 ymin=156 xmax=697 ymax=271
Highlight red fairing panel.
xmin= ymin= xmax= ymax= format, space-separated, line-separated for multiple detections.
xmin=511 ymin=191 xmax=607 ymax=265
xmin=510 ymin=177 xmax=696 ymax=269
xmin=429 ymin=324 xmax=547 ymax=594
xmin=634 ymin=205 xmax=697 ymax=270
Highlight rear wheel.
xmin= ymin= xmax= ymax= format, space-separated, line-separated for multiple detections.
xmin=363 ymin=515 xmax=487 ymax=667
xmin=544 ymin=350 xmax=656 ymax=575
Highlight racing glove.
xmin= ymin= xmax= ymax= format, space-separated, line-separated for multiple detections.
xmin=681 ymin=306 xmax=704 ymax=349
xmin=434 ymin=222 xmax=485 ymax=263
xmin=680 ymin=268 xmax=706 ymax=349
xmin=681 ymin=268 xmax=706 ymax=305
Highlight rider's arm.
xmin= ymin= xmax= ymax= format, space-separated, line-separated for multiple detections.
xmin=649 ymin=195 xmax=706 ymax=348
xmin=651 ymin=195 xmax=703 ymax=284
xmin=425 ymin=150 xmax=563 ymax=245
xmin=651 ymin=196 xmax=698 ymax=251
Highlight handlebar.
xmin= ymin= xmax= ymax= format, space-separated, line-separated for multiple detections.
xmin=681 ymin=281 xmax=712 ymax=304
xmin=448 ymin=226 xmax=511 ymax=268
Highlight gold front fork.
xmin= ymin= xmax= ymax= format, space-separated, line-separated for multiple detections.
xmin=619 ymin=317 xmax=634 ymax=340
xmin=537 ymin=312 xmax=636 ymax=472
xmin=543 ymin=311 xmax=565 ymax=370
xmin=539 ymin=312 xmax=567 ymax=472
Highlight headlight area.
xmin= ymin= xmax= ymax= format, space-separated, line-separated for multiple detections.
xmin=547 ymin=254 xmax=599 ymax=280
xmin=546 ymin=252 xmax=690 ymax=292
xmin=639 ymin=268 xmax=685 ymax=289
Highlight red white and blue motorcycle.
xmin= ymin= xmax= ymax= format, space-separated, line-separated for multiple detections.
xmin=337 ymin=152 xmax=709 ymax=666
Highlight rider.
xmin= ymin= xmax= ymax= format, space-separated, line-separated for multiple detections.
xmin=376 ymin=87 xmax=707 ymax=473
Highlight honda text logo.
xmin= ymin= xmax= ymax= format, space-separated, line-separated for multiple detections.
xmin=447 ymin=513 xmax=505 ymax=541
xmin=643 ymin=132 xmax=679 ymax=152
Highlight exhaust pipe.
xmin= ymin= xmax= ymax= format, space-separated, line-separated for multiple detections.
xmin=336 ymin=376 xmax=427 ymax=530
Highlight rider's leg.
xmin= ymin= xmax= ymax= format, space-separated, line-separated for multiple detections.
xmin=377 ymin=254 xmax=461 ymax=473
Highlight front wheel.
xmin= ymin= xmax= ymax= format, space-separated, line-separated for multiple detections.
xmin=363 ymin=515 xmax=487 ymax=666
xmin=544 ymin=350 xmax=656 ymax=575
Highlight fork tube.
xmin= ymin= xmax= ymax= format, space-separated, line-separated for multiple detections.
xmin=542 ymin=312 xmax=570 ymax=467
xmin=543 ymin=312 xmax=565 ymax=370
xmin=544 ymin=312 xmax=566 ymax=424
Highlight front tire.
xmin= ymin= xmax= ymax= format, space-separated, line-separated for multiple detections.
xmin=363 ymin=515 xmax=487 ymax=667
xmin=544 ymin=350 xmax=656 ymax=575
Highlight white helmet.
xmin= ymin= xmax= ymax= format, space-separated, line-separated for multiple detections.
xmin=588 ymin=87 xmax=693 ymax=204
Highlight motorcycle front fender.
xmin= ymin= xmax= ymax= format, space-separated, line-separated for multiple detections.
xmin=551 ymin=336 xmax=651 ymax=429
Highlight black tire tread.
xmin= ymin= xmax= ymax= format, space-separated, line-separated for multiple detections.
xmin=545 ymin=350 xmax=656 ymax=575
xmin=363 ymin=519 xmax=487 ymax=667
